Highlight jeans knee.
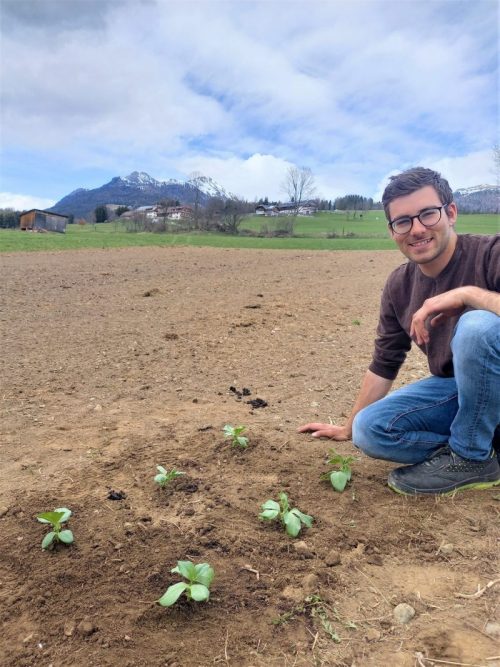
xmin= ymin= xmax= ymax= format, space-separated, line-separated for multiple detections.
xmin=352 ymin=407 xmax=382 ymax=458
xmin=452 ymin=310 xmax=499 ymax=357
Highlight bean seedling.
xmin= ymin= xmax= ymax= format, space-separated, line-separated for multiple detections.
xmin=259 ymin=492 xmax=313 ymax=538
xmin=36 ymin=507 xmax=74 ymax=550
xmin=223 ymin=424 xmax=248 ymax=448
xmin=157 ymin=560 xmax=215 ymax=606
xmin=322 ymin=449 xmax=356 ymax=492
xmin=154 ymin=466 xmax=185 ymax=487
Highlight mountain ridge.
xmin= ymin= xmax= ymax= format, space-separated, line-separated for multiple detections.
xmin=49 ymin=171 xmax=235 ymax=218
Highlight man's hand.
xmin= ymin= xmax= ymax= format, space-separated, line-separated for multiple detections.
xmin=410 ymin=288 xmax=469 ymax=345
xmin=297 ymin=422 xmax=352 ymax=440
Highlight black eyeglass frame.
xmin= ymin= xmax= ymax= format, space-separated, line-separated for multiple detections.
xmin=388 ymin=203 xmax=450 ymax=235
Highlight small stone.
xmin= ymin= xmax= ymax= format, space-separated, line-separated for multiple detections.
xmin=325 ymin=549 xmax=341 ymax=566
xmin=124 ymin=635 xmax=131 ymax=641
xmin=77 ymin=617 xmax=97 ymax=636
xmin=94 ymin=404 xmax=103 ymax=412
xmin=365 ymin=628 xmax=381 ymax=642
xmin=393 ymin=603 xmax=415 ymax=624
xmin=281 ymin=586 xmax=304 ymax=603
xmin=64 ymin=621 xmax=75 ymax=637
xmin=485 ymin=622 xmax=500 ymax=641
xmin=302 ymin=573 xmax=319 ymax=594
xmin=439 ymin=543 xmax=454 ymax=554
xmin=293 ymin=541 xmax=313 ymax=558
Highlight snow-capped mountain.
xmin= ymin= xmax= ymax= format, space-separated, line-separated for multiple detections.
xmin=453 ymin=184 xmax=499 ymax=214
xmin=49 ymin=171 xmax=235 ymax=218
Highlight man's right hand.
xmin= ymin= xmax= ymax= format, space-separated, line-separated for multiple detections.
xmin=297 ymin=422 xmax=352 ymax=440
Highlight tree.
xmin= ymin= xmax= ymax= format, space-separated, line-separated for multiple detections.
xmin=282 ymin=166 xmax=316 ymax=216
xmin=94 ymin=205 xmax=108 ymax=223
xmin=115 ymin=206 xmax=130 ymax=217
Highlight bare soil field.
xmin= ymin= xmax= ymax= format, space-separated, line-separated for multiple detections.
xmin=1 ymin=247 xmax=498 ymax=667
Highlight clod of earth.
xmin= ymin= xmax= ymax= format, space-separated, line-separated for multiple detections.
xmin=107 ymin=490 xmax=127 ymax=501
xmin=247 ymin=398 xmax=268 ymax=409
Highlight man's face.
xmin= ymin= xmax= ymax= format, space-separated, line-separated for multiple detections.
xmin=387 ymin=185 xmax=457 ymax=272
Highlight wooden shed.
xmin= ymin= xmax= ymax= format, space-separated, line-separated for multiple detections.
xmin=20 ymin=209 xmax=68 ymax=233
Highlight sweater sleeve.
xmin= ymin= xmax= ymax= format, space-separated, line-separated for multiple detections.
xmin=368 ymin=277 xmax=412 ymax=380
xmin=485 ymin=235 xmax=500 ymax=292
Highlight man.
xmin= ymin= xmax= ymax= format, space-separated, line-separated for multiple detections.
xmin=299 ymin=167 xmax=500 ymax=495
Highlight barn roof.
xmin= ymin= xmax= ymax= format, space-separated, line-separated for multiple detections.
xmin=20 ymin=209 xmax=70 ymax=219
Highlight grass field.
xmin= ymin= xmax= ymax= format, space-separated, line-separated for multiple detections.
xmin=1 ymin=210 xmax=497 ymax=252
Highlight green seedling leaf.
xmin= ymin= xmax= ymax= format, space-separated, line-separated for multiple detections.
xmin=160 ymin=560 xmax=215 ymax=607
xmin=157 ymin=582 xmax=188 ymax=607
xmin=38 ymin=507 xmax=74 ymax=550
xmin=330 ymin=471 xmax=348 ymax=492
xmin=324 ymin=450 xmax=355 ymax=493
xmin=55 ymin=507 xmax=72 ymax=523
xmin=278 ymin=492 xmax=290 ymax=513
xmin=154 ymin=466 xmax=185 ymax=486
xmin=290 ymin=508 xmax=314 ymax=528
xmin=189 ymin=584 xmax=210 ymax=602
xmin=284 ymin=511 xmax=301 ymax=537
xmin=58 ymin=529 xmax=74 ymax=544
xmin=223 ymin=424 xmax=249 ymax=448
xmin=41 ymin=531 xmax=56 ymax=550
xmin=260 ymin=493 xmax=313 ymax=538
xmin=37 ymin=511 xmax=66 ymax=526
xmin=173 ymin=560 xmax=197 ymax=581
xmin=193 ymin=563 xmax=214 ymax=587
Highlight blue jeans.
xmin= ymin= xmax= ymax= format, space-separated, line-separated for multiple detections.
xmin=352 ymin=310 xmax=500 ymax=463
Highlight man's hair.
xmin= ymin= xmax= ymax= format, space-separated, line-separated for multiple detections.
xmin=382 ymin=167 xmax=453 ymax=220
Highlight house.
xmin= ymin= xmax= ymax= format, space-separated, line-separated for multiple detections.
xmin=255 ymin=204 xmax=279 ymax=216
xmin=167 ymin=206 xmax=193 ymax=220
xmin=19 ymin=209 xmax=68 ymax=233
xmin=255 ymin=202 xmax=317 ymax=216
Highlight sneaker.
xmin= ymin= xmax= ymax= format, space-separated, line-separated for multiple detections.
xmin=388 ymin=446 xmax=500 ymax=496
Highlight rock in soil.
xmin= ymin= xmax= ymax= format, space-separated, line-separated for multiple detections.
xmin=393 ymin=603 xmax=415 ymax=624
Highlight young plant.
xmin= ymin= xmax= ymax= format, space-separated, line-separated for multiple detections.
xmin=322 ymin=449 xmax=356 ymax=492
xmin=154 ymin=466 xmax=185 ymax=487
xmin=259 ymin=492 xmax=313 ymax=538
xmin=36 ymin=507 xmax=74 ymax=550
xmin=157 ymin=561 xmax=214 ymax=607
xmin=223 ymin=424 xmax=248 ymax=448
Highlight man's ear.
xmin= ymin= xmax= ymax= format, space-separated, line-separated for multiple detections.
xmin=446 ymin=202 xmax=458 ymax=227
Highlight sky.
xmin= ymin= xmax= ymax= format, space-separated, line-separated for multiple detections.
xmin=0 ymin=0 xmax=498 ymax=209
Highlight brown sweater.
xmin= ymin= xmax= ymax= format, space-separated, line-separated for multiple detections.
xmin=369 ymin=234 xmax=500 ymax=380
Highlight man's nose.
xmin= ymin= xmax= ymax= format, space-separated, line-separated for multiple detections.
xmin=411 ymin=216 xmax=428 ymax=234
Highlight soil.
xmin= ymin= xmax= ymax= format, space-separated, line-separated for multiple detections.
xmin=1 ymin=246 xmax=499 ymax=667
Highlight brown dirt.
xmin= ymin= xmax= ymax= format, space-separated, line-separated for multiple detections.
xmin=1 ymin=246 xmax=499 ymax=667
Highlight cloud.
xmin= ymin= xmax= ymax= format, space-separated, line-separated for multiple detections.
xmin=373 ymin=149 xmax=497 ymax=201
xmin=0 ymin=193 xmax=56 ymax=210
xmin=176 ymin=153 xmax=294 ymax=201
xmin=1 ymin=1 xmax=498 ymax=202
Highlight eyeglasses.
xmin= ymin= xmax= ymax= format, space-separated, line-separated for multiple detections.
xmin=388 ymin=204 xmax=449 ymax=235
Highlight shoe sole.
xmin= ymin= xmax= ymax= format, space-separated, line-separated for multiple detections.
xmin=388 ymin=478 xmax=500 ymax=496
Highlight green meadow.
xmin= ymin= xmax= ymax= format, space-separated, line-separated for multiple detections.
xmin=1 ymin=210 xmax=497 ymax=253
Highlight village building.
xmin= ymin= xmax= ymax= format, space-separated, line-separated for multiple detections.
xmin=255 ymin=201 xmax=317 ymax=216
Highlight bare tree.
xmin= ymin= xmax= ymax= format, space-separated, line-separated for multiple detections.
xmin=282 ymin=166 xmax=316 ymax=215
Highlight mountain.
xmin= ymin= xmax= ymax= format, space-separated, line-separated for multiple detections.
xmin=453 ymin=184 xmax=499 ymax=214
xmin=49 ymin=171 xmax=235 ymax=218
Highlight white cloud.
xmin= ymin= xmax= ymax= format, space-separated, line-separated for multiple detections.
xmin=176 ymin=154 xmax=294 ymax=201
xmin=1 ymin=1 xmax=498 ymax=202
xmin=373 ymin=149 xmax=497 ymax=201
xmin=0 ymin=193 xmax=56 ymax=210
